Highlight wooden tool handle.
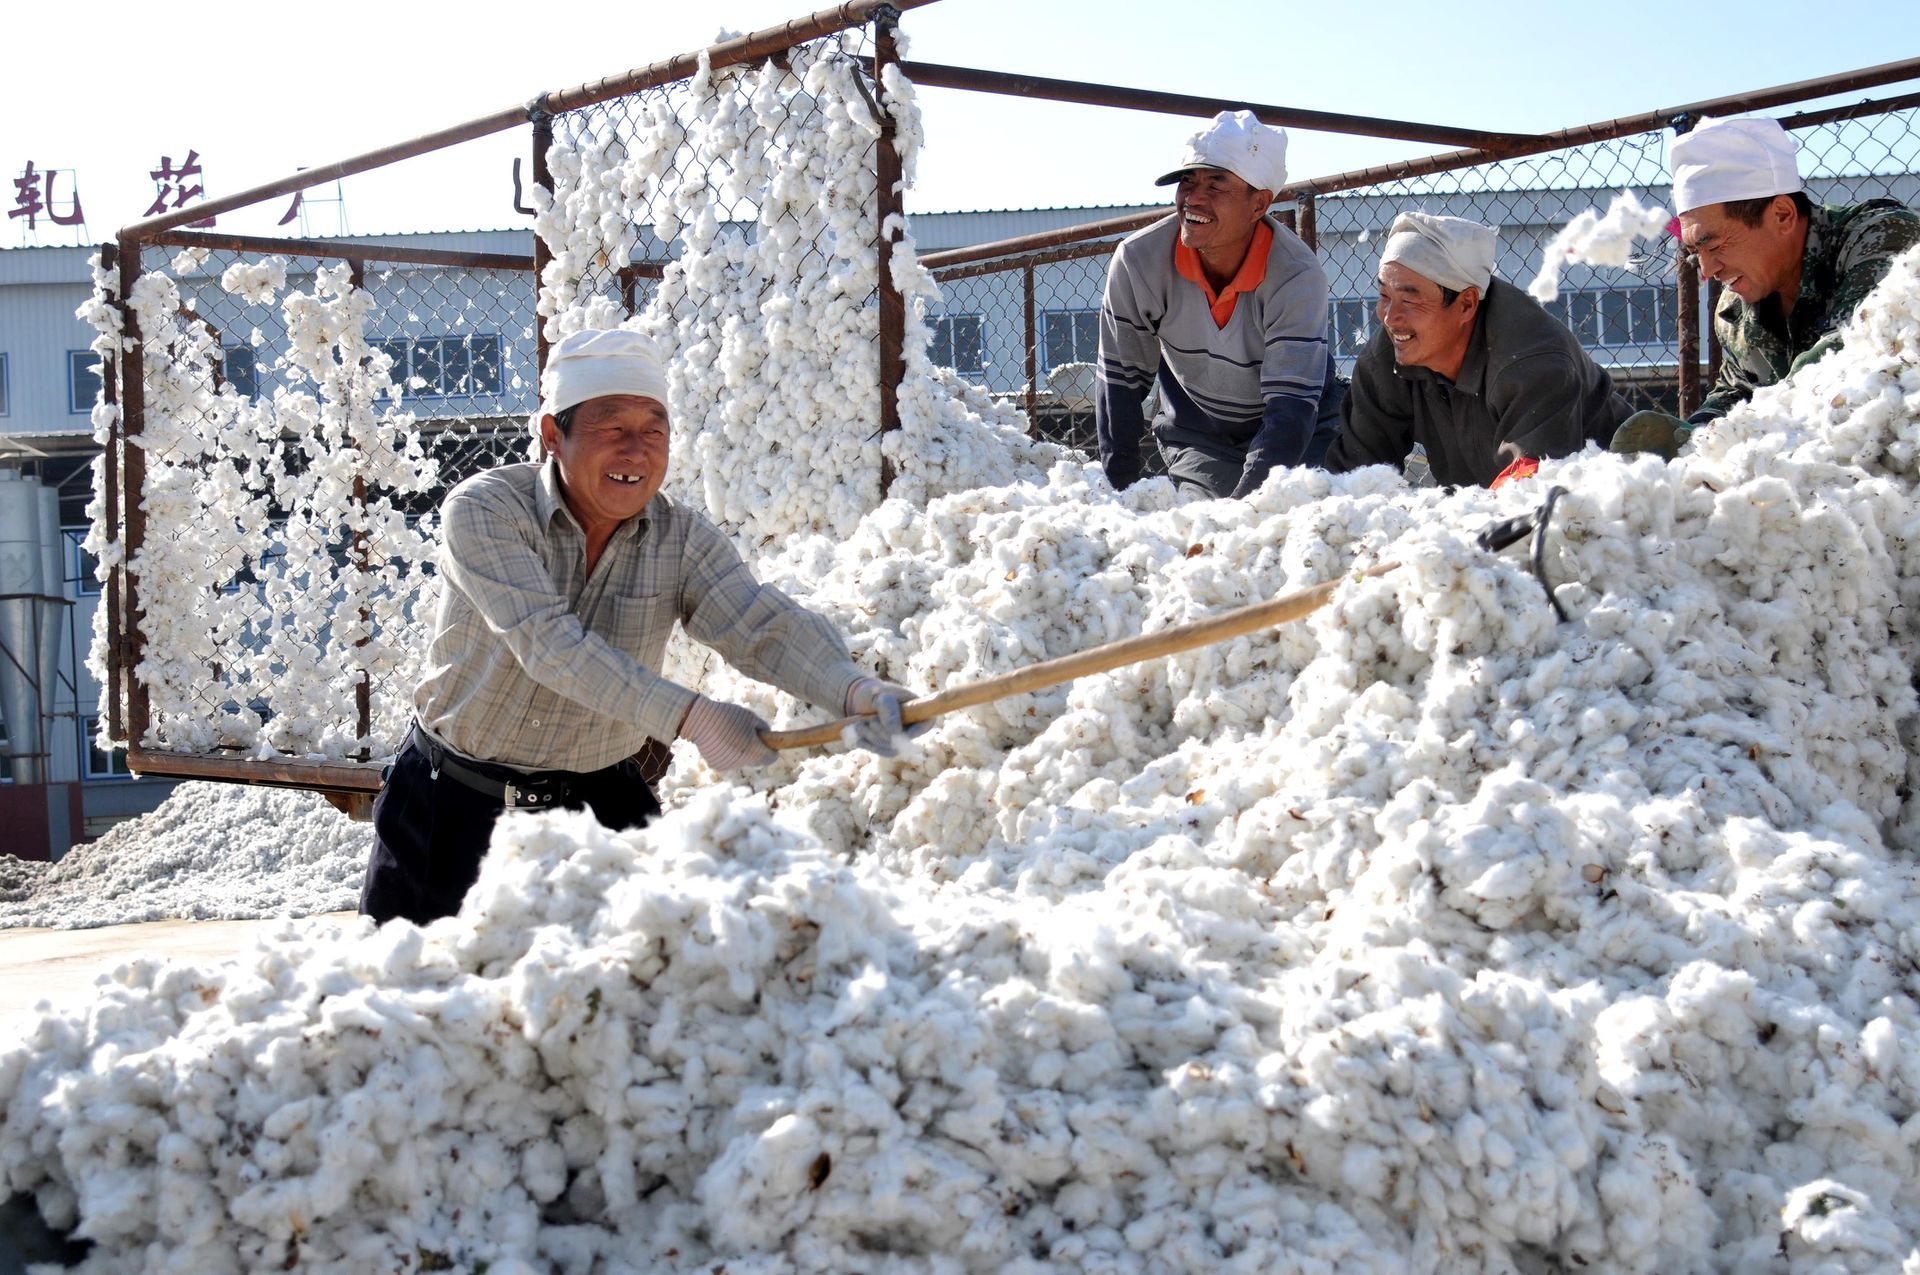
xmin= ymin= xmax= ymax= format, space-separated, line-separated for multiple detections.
xmin=761 ymin=562 xmax=1398 ymax=751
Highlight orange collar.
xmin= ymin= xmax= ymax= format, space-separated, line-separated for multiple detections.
xmin=1174 ymin=220 xmax=1273 ymax=327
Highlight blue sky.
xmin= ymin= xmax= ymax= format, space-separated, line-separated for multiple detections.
xmin=3 ymin=0 xmax=1911 ymax=241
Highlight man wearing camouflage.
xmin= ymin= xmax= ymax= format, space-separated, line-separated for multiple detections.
xmin=1612 ymin=115 xmax=1920 ymax=458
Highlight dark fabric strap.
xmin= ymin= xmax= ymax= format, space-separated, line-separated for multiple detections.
xmin=408 ymin=722 xmax=580 ymax=810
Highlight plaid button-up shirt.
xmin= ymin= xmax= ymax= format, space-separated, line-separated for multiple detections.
xmin=414 ymin=460 xmax=862 ymax=773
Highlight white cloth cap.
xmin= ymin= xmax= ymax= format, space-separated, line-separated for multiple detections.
xmin=540 ymin=328 xmax=670 ymax=417
xmin=1155 ymin=110 xmax=1288 ymax=193
xmin=1380 ymin=211 xmax=1497 ymax=294
xmin=1668 ymin=115 xmax=1802 ymax=215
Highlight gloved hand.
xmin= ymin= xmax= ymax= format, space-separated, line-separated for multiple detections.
xmin=844 ymin=676 xmax=929 ymax=758
xmin=1488 ymin=456 xmax=1538 ymax=490
xmin=1609 ymin=410 xmax=1693 ymax=460
xmin=676 ymin=695 xmax=776 ymax=771
xmin=1788 ymin=332 xmax=1844 ymax=376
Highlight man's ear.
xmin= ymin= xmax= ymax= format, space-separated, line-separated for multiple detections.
xmin=1769 ymin=193 xmax=1801 ymax=233
xmin=538 ymin=413 xmax=560 ymax=456
xmin=1458 ymin=285 xmax=1482 ymax=318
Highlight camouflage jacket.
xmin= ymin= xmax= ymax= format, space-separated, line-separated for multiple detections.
xmin=1693 ymin=198 xmax=1920 ymax=422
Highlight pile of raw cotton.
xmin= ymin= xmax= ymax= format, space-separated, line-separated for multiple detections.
xmin=7 ymin=239 xmax=1920 ymax=1270
xmin=0 ymin=783 xmax=368 ymax=930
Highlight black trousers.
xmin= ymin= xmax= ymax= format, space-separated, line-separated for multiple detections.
xmin=360 ymin=733 xmax=661 ymax=926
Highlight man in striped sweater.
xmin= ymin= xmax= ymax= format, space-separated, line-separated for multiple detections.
xmin=1095 ymin=110 xmax=1340 ymax=500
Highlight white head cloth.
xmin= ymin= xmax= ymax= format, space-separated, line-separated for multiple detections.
xmin=1380 ymin=211 xmax=1497 ymax=294
xmin=540 ymin=328 xmax=670 ymax=417
xmin=1154 ymin=110 xmax=1288 ymax=193
xmin=1668 ymin=116 xmax=1802 ymax=215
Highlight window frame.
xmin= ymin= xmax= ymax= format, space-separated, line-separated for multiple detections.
xmin=0 ymin=351 xmax=10 ymax=417
xmin=82 ymin=714 xmax=133 ymax=781
xmin=1332 ymin=297 xmax=1377 ymax=358
xmin=1039 ymin=308 xmax=1101 ymax=375
xmin=375 ymin=334 xmax=504 ymax=398
xmin=65 ymin=527 xmax=100 ymax=597
xmin=68 ymin=349 xmax=103 ymax=415
xmin=222 ymin=343 xmax=261 ymax=402
xmin=928 ymin=312 xmax=986 ymax=379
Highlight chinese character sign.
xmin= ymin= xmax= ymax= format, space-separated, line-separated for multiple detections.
xmin=9 ymin=162 xmax=86 ymax=229
xmin=148 ymin=149 xmax=214 ymax=227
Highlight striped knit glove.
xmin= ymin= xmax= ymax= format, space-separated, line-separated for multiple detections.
xmin=677 ymin=696 xmax=776 ymax=771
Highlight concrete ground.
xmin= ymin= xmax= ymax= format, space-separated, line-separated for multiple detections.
xmin=0 ymin=914 xmax=355 ymax=1044
xmin=0 ymin=914 xmax=356 ymax=1270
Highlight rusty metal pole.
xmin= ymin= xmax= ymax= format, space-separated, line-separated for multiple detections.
xmin=532 ymin=107 xmax=555 ymax=383
xmin=873 ymin=5 xmax=905 ymax=497
xmin=1297 ymin=191 xmax=1317 ymax=252
xmin=1676 ymin=253 xmax=1701 ymax=416
xmin=98 ymin=242 xmax=124 ymax=743
xmin=116 ymin=235 xmax=151 ymax=746
xmin=1022 ymin=264 xmax=1038 ymax=437
xmin=348 ymin=261 xmax=373 ymax=757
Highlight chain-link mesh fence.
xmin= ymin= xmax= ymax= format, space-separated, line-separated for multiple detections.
xmin=539 ymin=25 xmax=878 ymax=327
xmin=91 ymin=25 xmax=1919 ymax=780
xmin=929 ymin=239 xmax=1152 ymax=470
xmin=925 ymin=105 xmax=1920 ymax=441
xmin=103 ymin=244 xmax=539 ymax=761
xmin=95 ymin=17 xmax=899 ymax=776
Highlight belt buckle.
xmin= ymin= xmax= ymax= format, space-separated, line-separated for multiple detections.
xmin=505 ymin=781 xmax=552 ymax=810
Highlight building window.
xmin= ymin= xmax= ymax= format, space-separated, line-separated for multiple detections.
xmin=68 ymin=350 xmax=103 ymax=415
xmin=223 ymin=345 xmax=260 ymax=401
xmin=65 ymin=527 xmax=100 ymax=596
xmin=83 ymin=716 xmax=132 ymax=780
xmin=928 ymin=314 xmax=984 ymax=378
xmin=1040 ymin=310 xmax=1100 ymax=373
xmin=375 ymin=335 xmax=504 ymax=397
xmin=1554 ymin=286 xmax=1676 ymax=349
xmin=1332 ymin=298 xmax=1375 ymax=357
xmin=0 ymin=352 xmax=10 ymax=416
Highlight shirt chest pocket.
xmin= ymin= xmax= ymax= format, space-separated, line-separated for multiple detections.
xmin=596 ymin=591 xmax=680 ymax=669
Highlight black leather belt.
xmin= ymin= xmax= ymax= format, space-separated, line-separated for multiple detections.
xmin=408 ymin=723 xmax=578 ymax=810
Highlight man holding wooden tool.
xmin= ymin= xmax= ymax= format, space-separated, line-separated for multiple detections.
xmin=360 ymin=328 xmax=917 ymax=926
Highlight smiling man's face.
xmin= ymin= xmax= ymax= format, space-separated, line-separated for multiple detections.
xmin=1375 ymin=262 xmax=1478 ymax=378
xmin=1174 ymin=168 xmax=1271 ymax=266
xmin=540 ymin=394 xmax=671 ymax=539
xmin=1678 ymin=197 xmax=1804 ymax=305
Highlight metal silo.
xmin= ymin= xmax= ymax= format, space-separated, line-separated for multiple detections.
xmin=0 ymin=471 xmax=46 ymax=784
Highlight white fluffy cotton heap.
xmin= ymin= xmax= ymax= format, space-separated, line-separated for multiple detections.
xmin=10 ymin=241 xmax=1920 ymax=1270
xmin=0 ymin=784 xmax=368 ymax=930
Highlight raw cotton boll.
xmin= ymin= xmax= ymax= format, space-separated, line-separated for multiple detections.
xmin=219 ymin=257 xmax=290 ymax=305
xmin=169 ymin=246 xmax=211 ymax=276
xmin=1529 ymin=190 xmax=1670 ymax=303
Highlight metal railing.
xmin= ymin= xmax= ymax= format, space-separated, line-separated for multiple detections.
xmin=82 ymin=3 xmax=1918 ymax=795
